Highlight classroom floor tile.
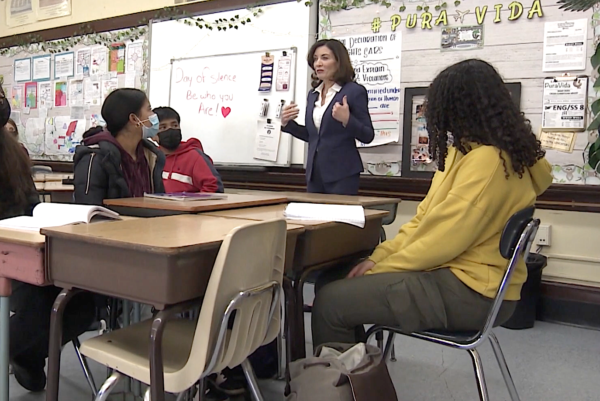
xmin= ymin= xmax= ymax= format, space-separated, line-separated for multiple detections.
xmin=8 ymin=285 xmax=600 ymax=400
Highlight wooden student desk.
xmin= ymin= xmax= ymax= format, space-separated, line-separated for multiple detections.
xmin=203 ymin=204 xmax=390 ymax=360
xmin=0 ymin=228 xmax=48 ymax=401
xmin=41 ymin=215 xmax=304 ymax=401
xmin=103 ymin=193 xmax=289 ymax=217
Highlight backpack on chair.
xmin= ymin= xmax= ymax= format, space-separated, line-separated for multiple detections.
xmin=285 ymin=343 xmax=398 ymax=401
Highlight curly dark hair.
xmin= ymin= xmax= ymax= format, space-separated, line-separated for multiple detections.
xmin=425 ymin=59 xmax=545 ymax=178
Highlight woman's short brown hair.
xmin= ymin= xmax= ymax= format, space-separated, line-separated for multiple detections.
xmin=307 ymin=39 xmax=355 ymax=88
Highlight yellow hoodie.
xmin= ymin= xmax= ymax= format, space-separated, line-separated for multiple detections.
xmin=368 ymin=143 xmax=552 ymax=301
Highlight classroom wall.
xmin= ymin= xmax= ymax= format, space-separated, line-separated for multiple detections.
xmin=0 ymin=0 xmax=201 ymax=38
xmin=385 ymin=202 xmax=600 ymax=286
xmin=326 ymin=1 xmax=595 ymax=182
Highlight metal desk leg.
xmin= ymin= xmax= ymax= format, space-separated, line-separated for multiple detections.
xmin=46 ymin=288 xmax=82 ymax=401
xmin=133 ymin=303 xmax=142 ymax=397
xmin=0 ymin=278 xmax=11 ymax=401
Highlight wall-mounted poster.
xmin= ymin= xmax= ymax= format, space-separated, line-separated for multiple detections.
xmin=32 ymin=55 xmax=51 ymax=81
xmin=337 ymin=33 xmax=402 ymax=148
xmin=6 ymin=0 xmax=36 ymax=27
xmin=54 ymin=52 xmax=74 ymax=79
xmin=14 ymin=58 xmax=32 ymax=83
xmin=441 ymin=25 xmax=484 ymax=52
xmin=37 ymin=0 xmax=72 ymax=21
xmin=541 ymin=77 xmax=588 ymax=131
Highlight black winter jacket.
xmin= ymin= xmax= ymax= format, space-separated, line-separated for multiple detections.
xmin=73 ymin=137 xmax=165 ymax=206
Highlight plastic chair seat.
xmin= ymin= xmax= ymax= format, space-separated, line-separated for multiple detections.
xmin=80 ymin=318 xmax=196 ymax=385
xmin=421 ymin=330 xmax=479 ymax=341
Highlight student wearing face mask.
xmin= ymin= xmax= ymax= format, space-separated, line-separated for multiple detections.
xmin=153 ymin=106 xmax=223 ymax=193
xmin=73 ymin=88 xmax=165 ymax=205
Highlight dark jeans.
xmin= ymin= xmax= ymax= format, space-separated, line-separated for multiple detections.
xmin=10 ymin=283 xmax=96 ymax=368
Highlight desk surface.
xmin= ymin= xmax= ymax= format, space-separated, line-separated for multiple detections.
xmin=103 ymin=193 xmax=289 ymax=213
xmin=0 ymin=228 xmax=45 ymax=248
xmin=203 ymin=204 xmax=389 ymax=228
xmin=33 ymin=173 xmax=73 ymax=183
xmin=225 ymin=189 xmax=400 ymax=207
xmin=42 ymin=215 xmax=304 ymax=254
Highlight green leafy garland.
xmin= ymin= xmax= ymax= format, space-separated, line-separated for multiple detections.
xmin=0 ymin=5 xmax=261 ymax=57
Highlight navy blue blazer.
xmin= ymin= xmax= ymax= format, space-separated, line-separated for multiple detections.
xmin=283 ymin=81 xmax=374 ymax=184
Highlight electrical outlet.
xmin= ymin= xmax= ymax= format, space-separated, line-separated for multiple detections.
xmin=534 ymin=225 xmax=551 ymax=246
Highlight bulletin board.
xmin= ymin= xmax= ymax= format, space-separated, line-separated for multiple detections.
xmin=0 ymin=28 xmax=148 ymax=161
xmin=322 ymin=0 xmax=597 ymax=185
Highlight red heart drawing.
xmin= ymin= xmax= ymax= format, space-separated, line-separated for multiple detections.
xmin=221 ymin=107 xmax=231 ymax=118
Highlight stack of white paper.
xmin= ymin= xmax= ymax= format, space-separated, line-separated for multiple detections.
xmin=284 ymin=203 xmax=365 ymax=228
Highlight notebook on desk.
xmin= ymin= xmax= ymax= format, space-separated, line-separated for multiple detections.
xmin=0 ymin=203 xmax=121 ymax=232
xmin=284 ymin=203 xmax=366 ymax=228
xmin=144 ymin=192 xmax=228 ymax=202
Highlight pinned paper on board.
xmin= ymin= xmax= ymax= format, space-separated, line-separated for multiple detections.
xmin=23 ymin=118 xmax=45 ymax=156
xmin=44 ymin=116 xmax=86 ymax=155
xmin=54 ymin=81 xmax=68 ymax=107
xmin=69 ymin=79 xmax=84 ymax=106
xmin=84 ymin=79 xmax=102 ymax=105
xmin=25 ymin=82 xmax=37 ymax=109
xmin=76 ymin=48 xmax=91 ymax=77
xmin=91 ymin=47 xmax=108 ymax=75
xmin=38 ymin=82 xmax=53 ymax=109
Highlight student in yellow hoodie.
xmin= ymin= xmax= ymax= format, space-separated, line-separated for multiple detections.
xmin=311 ymin=59 xmax=553 ymax=347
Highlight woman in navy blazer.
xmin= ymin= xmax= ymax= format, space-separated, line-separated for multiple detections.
xmin=282 ymin=39 xmax=374 ymax=195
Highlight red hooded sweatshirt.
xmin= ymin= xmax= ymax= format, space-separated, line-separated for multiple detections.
xmin=162 ymin=138 xmax=221 ymax=193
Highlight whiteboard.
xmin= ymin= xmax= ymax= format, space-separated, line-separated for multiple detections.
xmin=168 ymin=48 xmax=297 ymax=165
xmin=148 ymin=2 xmax=314 ymax=166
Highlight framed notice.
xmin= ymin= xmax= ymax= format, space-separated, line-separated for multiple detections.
xmin=542 ymin=77 xmax=588 ymax=131
xmin=401 ymin=83 xmax=522 ymax=178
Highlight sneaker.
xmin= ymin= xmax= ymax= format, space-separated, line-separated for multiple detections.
xmin=204 ymin=380 xmax=230 ymax=401
xmin=210 ymin=371 xmax=247 ymax=397
xmin=11 ymin=358 xmax=46 ymax=392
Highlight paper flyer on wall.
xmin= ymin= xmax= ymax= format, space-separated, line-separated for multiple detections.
xmin=32 ymin=55 xmax=51 ymax=81
xmin=126 ymin=41 xmax=144 ymax=74
xmin=91 ymin=47 xmax=108 ymax=76
xmin=6 ymin=0 xmax=36 ymax=27
xmin=37 ymin=0 xmax=71 ymax=21
xmin=336 ymin=33 xmax=402 ymax=148
xmin=76 ymin=48 xmax=91 ymax=77
xmin=23 ymin=118 xmax=45 ymax=156
xmin=543 ymin=19 xmax=588 ymax=72
xmin=542 ymin=77 xmax=588 ymax=131
xmin=253 ymin=120 xmax=281 ymax=162
xmin=38 ymin=82 xmax=53 ymax=108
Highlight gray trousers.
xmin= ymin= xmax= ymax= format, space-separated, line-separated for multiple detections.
xmin=312 ymin=267 xmax=516 ymax=348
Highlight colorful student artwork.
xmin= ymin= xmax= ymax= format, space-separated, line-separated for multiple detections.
xmin=54 ymin=81 xmax=67 ymax=107
xmin=109 ymin=43 xmax=126 ymax=74
xmin=44 ymin=116 xmax=86 ymax=155
xmin=24 ymin=82 xmax=37 ymax=109
xmin=11 ymin=86 xmax=23 ymax=109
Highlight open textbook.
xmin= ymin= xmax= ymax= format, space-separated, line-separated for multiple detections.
xmin=284 ymin=203 xmax=365 ymax=228
xmin=0 ymin=203 xmax=121 ymax=232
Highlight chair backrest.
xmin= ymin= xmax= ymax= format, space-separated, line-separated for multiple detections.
xmin=478 ymin=206 xmax=539 ymax=343
xmin=176 ymin=218 xmax=287 ymax=388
